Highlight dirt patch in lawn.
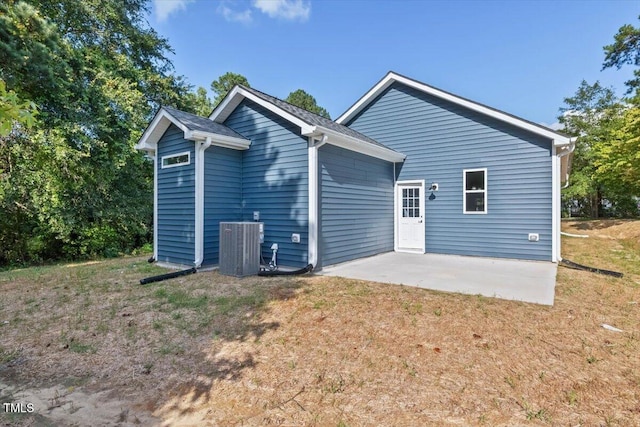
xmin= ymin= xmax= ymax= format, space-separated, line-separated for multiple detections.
xmin=1 ymin=220 xmax=639 ymax=426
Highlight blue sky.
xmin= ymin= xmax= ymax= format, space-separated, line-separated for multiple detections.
xmin=149 ymin=0 xmax=639 ymax=127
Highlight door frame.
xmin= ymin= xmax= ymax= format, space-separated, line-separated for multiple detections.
xmin=394 ymin=179 xmax=426 ymax=253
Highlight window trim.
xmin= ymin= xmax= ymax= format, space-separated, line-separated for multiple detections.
xmin=161 ymin=151 xmax=191 ymax=169
xmin=463 ymin=168 xmax=487 ymax=214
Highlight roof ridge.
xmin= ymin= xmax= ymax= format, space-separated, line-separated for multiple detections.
xmin=238 ymin=85 xmax=398 ymax=151
xmin=161 ymin=105 xmax=248 ymax=140
xmin=239 ymin=85 xmax=332 ymax=122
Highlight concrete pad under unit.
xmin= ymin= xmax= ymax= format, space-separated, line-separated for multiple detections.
xmin=319 ymin=252 xmax=557 ymax=305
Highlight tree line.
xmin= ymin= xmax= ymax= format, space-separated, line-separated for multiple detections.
xmin=1 ymin=2 xmax=637 ymax=266
xmin=0 ymin=0 xmax=329 ymax=267
xmin=559 ymin=17 xmax=640 ymax=218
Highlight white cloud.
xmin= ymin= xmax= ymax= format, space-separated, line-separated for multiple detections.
xmin=154 ymin=0 xmax=194 ymax=22
xmin=218 ymin=4 xmax=253 ymax=24
xmin=253 ymin=0 xmax=311 ymax=22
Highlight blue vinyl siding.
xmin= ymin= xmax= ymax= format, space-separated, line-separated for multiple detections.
xmin=157 ymin=124 xmax=195 ymax=265
xmin=203 ymin=146 xmax=242 ymax=266
xmin=318 ymin=144 xmax=394 ymax=267
xmin=347 ymin=83 xmax=553 ymax=261
xmin=224 ymin=100 xmax=309 ymax=268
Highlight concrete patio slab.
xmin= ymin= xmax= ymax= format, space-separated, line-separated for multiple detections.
xmin=319 ymin=252 xmax=557 ymax=305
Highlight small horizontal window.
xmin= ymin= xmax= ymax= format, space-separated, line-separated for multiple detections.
xmin=463 ymin=168 xmax=487 ymax=214
xmin=161 ymin=152 xmax=190 ymax=169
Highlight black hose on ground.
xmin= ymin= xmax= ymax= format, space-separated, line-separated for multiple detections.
xmin=140 ymin=267 xmax=197 ymax=285
xmin=258 ymin=264 xmax=313 ymax=277
xmin=147 ymin=256 xmax=155 ymax=263
xmin=560 ymin=259 xmax=623 ymax=278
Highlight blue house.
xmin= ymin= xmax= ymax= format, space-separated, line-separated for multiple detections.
xmin=135 ymin=72 xmax=574 ymax=270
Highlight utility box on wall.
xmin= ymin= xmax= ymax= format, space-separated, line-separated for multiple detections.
xmin=219 ymin=222 xmax=262 ymax=277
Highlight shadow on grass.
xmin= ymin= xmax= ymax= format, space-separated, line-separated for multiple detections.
xmin=152 ymin=271 xmax=310 ymax=418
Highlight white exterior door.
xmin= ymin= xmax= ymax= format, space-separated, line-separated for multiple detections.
xmin=396 ymin=181 xmax=425 ymax=252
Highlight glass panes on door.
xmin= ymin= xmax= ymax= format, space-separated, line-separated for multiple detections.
xmin=402 ymin=188 xmax=420 ymax=218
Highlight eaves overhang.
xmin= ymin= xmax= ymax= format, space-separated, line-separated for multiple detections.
xmin=135 ymin=107 xmax=250 ymax=152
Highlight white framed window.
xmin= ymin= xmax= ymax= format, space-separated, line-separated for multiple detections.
xmin=463 ymin=168 xmax=487 ymax=214
xmin=161 ymin=151 xmax=190 ymax=169
xmin=401 ymin=187 xmax=421 ymax=218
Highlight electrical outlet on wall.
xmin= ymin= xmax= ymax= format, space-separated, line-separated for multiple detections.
xmin=528 ymin=233 xmax=539 ymax=242
xmin=291 ymin=233 xmax=300 ymax=243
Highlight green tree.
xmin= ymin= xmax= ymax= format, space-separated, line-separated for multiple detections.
xmin=559 ymin=81 xmax=629 ymax=217
xmin=599 ymin=16 xmax=640 ymax=213
xmin=0 ymin=79 xmax=37 ymax=135
xmin=285 ymin=89 xmax=330 ymax=118
xmin=185 ymin=86 xmax=214 ymax=116
xmin=210 ymin=72 xmax=250 ymax=107
xmin=603 ymin=16 xmax=640 ymax=96
xmin=0 ymin=0 xmax=203 ymax=265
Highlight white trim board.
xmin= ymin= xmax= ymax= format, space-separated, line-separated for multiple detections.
xmin=336 ymin=72 xmax=573 ymax=148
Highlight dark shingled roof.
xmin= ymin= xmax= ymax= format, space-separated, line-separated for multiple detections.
xmin=163 ymin=106 xmax=247 ymax=140
xmin=239 ymin=85 xmax=396 ymax=151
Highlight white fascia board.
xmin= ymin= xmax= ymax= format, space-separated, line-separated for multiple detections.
xmin=336 ymin=73 xmax=396 ymax=124
xmin=210 ymin=87 xmax=315 ymax=134
xmin=337 ymin=72 xmax=573 ymax=146
xmin=209 ymin=86 xmax=244 ymax=121
xmin=188 ymin=130 xmax=251 ymax=150
xmin=316 ymin=126 xmax=406 ymax=163
xmin=135 ymin=109 xmax=189 ymax=151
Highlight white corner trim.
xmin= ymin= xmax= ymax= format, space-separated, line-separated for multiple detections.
xmin=463 ymin=168 xmax=488 ymax=215
xmin=337 ymin=72 xmax=573 ymax=146
xmin=308 ymin=138 xmax=320 ymax=268
xmin=551 ymin=145 xmax=559 ymax=262
xmin=210 ymin=86 xmax=315 ymax=135
xmin=193 ymin=137 xmax=212 ymax=268
xmin=393 ymin=179 xmax=398 ymax=252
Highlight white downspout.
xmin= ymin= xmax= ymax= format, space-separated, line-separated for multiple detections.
xmin=194 ymin=137 xmax=212 ymax=268
xmin=560 ymin=138 xmax=576 ymax=189
xmin=151 ymin=150 xmax=158 ymax=261
xmin=308 ymin=135 xmax=328 ymax=269
xmin=554 ymin=137 xmax=577 ymax=262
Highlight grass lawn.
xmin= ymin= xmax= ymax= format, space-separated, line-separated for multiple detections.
xmin=1 ymin=220 xmax=639 ymax=426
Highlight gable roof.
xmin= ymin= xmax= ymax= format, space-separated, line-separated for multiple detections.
xmin=210 ymin=85 xmax=406 ymax=163
xmin=162 ymin=106 xmax=246 ymax=140
xmin=135 ymin=106 xmax=251 ymax=152
xmin=337 ymin=71 xmax=575 ymax=148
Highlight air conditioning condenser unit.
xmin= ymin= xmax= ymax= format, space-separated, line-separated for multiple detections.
xmin=219 ymin=222 xmax=262 ymax=277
